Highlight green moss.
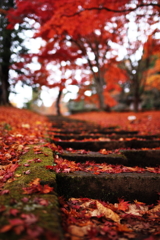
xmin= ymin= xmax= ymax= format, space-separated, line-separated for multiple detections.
xmin=0 ymin=193 xmax=63 ymax=240
xmin=20 ymin=145 xmax=54 ymax=165
xmin=15 ymin=165 xmax=56 ymax=185
xmin=0 ymin=144 xmax=64 ymax=239
xmin=2 ymin=145 xmax=57 ymax=200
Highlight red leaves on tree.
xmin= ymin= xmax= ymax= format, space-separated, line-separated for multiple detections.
xmin=5 ymin=0 xmax=160 ymax=112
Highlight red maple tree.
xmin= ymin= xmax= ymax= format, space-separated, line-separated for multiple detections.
xmin=6 ymin=0 xmax=160 ymax=113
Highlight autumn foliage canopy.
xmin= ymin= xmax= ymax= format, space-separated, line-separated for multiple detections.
xmin=4 ymin=0 xmax=160 ymax=112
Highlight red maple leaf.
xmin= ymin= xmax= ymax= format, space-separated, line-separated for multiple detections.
xmin=117 ymin=199 xmax=129 ymax=211
xmin=23 ymin=178 xmax=53 ymax=194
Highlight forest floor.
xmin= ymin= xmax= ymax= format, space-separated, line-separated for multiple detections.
xmin=0 ymin=107 xmax=160 ymax=240
xmin=69 ymin=110 xmax=160 ymax=135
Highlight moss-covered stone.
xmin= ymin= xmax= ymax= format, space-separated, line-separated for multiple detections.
xmin=0 ymin=193 xmax=64 ymax=240
xmin=0 ymin=145 xmax=64 ymax=240
xmin=4 ymin=146 xmax=57 ymax=192
xmin=20 ymin=145 xmax=54 ymax=165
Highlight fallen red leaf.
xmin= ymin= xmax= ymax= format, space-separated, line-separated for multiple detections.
xmin=117 ymin=199 xmax=129 ymax=211
xmin=0 ymin=224 xmax=12 ymax=233
xmin=23 ymin=178 xmax=53 ymax=194
xmin=9 ymin=209 xmax=19 ymax=216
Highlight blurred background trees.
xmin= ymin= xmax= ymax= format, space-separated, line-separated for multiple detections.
xmin=1 ymin=0 xmax=160 ymax=114
xmin=0 ymin=0 xmax=14 ymax=105
xmin=0 ymin=0 xmax=29 ymax=105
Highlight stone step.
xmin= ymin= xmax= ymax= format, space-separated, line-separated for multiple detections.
xmin=53 ymin=134 xmax=159 ymax=140
xmin=57 ymin=149 xmax=160 ymax=167
xmin=56 ymin=171 xmax=160 ymax=204
xmin=47 ymin=116 xmax=119 ymax=130
xmin=51 ymin=130 xmax=139 ymax=135
xmin=48 ymin=116 xmax=160 ymax=239
xmin=52 ymin=139 xmax=160 ymax=151
xmin=48 ymin=117 xmax=111 ymax=130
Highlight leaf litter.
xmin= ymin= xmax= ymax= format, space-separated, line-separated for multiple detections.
xmin=60 ymin=197 xmax=160 ymax=240
xmin=0 ymin=107 xmax=160 ymax=239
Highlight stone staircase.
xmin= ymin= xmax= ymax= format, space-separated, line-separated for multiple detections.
xmin=47 ymin=115 xmax=160 ymax=239
xmin=0 ymin=115 xmax=159 ymax=240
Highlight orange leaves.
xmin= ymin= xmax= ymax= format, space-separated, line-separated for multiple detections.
xmin=6 ymin=0 xmax=160 ymax=112
xmin=96 ymin=200 xmax=120 ymax=223
xmin=146 ymin=58 xmax=160 ymax=90
xmin=142 ymin=33 xmax=160 ymax=91
xmin=7 ymin=0 xmax=129 ymax=110
xmin=69 ymin=111 xmax=160 ymax=135
xmin=103 ymin=91 xmax=117 ymax=107
xmin=22 ymin=178 xmax=53 ymax=194
xmin=61 ymin=197 xmax=160 ymax=239
xmin=117 ymin=199 xmax=129 ymax=211
xmin=149 ymin=203 xmax=160 ymax=213
xmin=146 ymin=74 xmax=160 ymax=90
xmin=102 ymin=62 xmax=128 ymax=107
xmin=46 ymin=156 xmax=160 ymax=174
xmin=0 ymin=107 xmax=50 ymax=192
xmin=143 ymin=33 xmax=160 ymax=59
xmin=104 ymin=64 xmax=128 ymax=86
xmin=0 ymin=224 xmax=13 ymax=233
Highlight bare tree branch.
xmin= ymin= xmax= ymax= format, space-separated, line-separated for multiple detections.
xmin=63 ymin=3 xmax=160 ymax=17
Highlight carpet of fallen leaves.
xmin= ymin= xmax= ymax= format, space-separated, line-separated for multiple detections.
xmin=60 ymin=197 xmax=160 ymax=240
xmin=0 ymin=107 xmax=160 ymax=240
xmin=0 ymin=106 xmax=50 ymax=190
xmin=46 ymin=157 xmax=160 ymax=174
xmin=0 ymin=107 xmax=58 ymax=239
xmin=69 ymin=111 xmax=160 ymax=135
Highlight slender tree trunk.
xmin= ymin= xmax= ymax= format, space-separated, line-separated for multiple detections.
xmin=133 ymin=94 xmax=140 ymax=112
xmin=56 ymin=89 xmax=62 ymax=115
xmin=0 ymin=65 xmax=11 ymax=105
xmin=94 ymin=77 xmax=110 ymax=111
xmin=0 ymin=0 xmax=14 ymax=105
xmin=133 ymin=77 xmax=140 ymax=112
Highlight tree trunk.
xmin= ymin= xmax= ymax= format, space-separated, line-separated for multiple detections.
xmin=133 ymin=77 xmax=140 ymax=112
xmin=0 ymin=66 xmax=11 ymax=105
xmin=56 ymin=89 xmax=62 ymax=115
xmin=94 ymin=77 xmax=110 ymax=111
xmin=0 ymin=0 xmax=14 ymax=105
xmin=133 ymin=94 xmax=140 ymax=112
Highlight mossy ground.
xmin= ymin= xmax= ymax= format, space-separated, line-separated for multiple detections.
xmin=0 ymin=144 xmax=64 ymax=240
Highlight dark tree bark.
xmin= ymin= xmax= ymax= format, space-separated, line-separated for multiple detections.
xmin=0 ymin=0 xmax=14 ymax=105
xmin=56 ymin=89 xmax=62 ymax=116
xmin=94 ymin=76 xmax=108 ymax=111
